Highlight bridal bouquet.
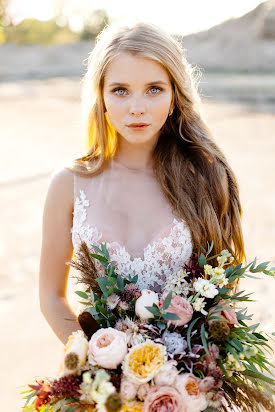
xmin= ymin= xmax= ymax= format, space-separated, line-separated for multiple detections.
xmin=21 ymin=241 xmax=275 ymax=411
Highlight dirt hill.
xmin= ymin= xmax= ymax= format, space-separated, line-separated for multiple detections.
xmin=179 ymin=0 xmax=275 ymax=71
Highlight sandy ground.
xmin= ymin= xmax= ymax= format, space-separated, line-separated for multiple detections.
xmin=0 ymin=77 xmax=274 ymax=411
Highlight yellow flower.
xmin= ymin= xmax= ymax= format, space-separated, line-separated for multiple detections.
xmin=121 ymin=401 xmax=144 ymax=411
xmin=122 ymin=340 xmax=166 ymax=384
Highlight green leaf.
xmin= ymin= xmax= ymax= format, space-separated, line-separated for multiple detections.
xmin=75 ymin=291 xmax=89 ymax=299
xmin=157 ymin=321 xmax=166 ymax=330
xmin=228 ymin=338 xmax=243 ymax=352
xmin=198 ymin=253 xmax=207 ymax=268
xmin=162 ymin=291 xmax=172 ymax=310
xmin=85 ymin=306 xmax=98 ymax=316
xmin=91 ymin=244 xmax=103 ymax=254
xmin=145 ymin=305 xmax=160 ymax=317
xmin=253 ymin=332 xmax=268 ymax=341
xmin=52 ymin=399 xmax=77 ymax=412
xmin=163 ymin=312 xmax=181 ymax=320
xmin=200 ymin=323 xmax=209 ymax=353
xmin=102 ymin=242 xmax=110 ymax=260
xmin=90 ymin=253 xmax=108 ymax=263
xmin=96 ymin=277 xmax=108 ymax=297
xmin=225 ymin=265 xmax=233 ymax=277
xmin=208 ymin=315 xmax=228 ymax=322
xmin=187 ymin=317 xmax=201 ymax=351
xmin=107 ymin=276 xmax=117 ymax=286
xmin=117 ymin=274 xmax=124 ymax=291
xmin=241 ymin=369 xmax=275 ymax=385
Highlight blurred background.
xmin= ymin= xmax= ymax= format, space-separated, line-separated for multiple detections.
xmin=0 ymin=0 xmax=274 ymax=410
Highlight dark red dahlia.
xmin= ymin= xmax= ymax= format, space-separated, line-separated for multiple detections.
xmin=183 ymin=252 xmax=203 ymax=281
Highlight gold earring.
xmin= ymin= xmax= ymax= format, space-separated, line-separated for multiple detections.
xmin=169 ymin=108 xmax=173 ymax=116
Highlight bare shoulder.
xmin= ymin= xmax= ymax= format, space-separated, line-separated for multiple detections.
xmin=47 ymin=166 xmax=74 ymax=214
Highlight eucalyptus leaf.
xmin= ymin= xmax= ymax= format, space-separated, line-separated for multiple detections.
xmin=145 ymin=305 xmax=160 ymax=317
xmin=163 ymin=312 xmax=181 ymax=320
xmin=117 ymin=274 xmax=124 ymax=291
xmin=200 ymin=323 xmax=209 ymax=353
xmin=75 ymin=291 xmax=89 ymax=299
xmin=90 ymin=253 xmax=108 ymax=263
xmin=198 ymin=253 xmax=207 ymax=268
xmin=187 ymin=317 xmax=201 ymax=351
xmin=162 ymin=291 xmax=172 ymax=310
xmin=157 ymin=321 xmax=166 ymax=330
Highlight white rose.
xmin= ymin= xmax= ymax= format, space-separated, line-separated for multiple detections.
xmin=135 ymin=290 xmax=159 ymax=320
xmin=154 ymin=362 xmax=179 ymax=386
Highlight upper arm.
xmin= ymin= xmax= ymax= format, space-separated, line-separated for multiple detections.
xmin=39 ymin=166 xmax=74 ymax=304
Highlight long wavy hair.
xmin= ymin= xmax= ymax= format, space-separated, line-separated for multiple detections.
xmin=65 ymin=20 xmax=246 ymax=268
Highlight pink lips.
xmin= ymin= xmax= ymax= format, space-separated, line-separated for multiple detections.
xmin=127 ymin=123 xmax=150 ymax=130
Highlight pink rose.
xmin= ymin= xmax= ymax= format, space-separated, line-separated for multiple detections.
xmin=175 ymin=373 xmax=208 ymax=412
xmin=88 ymin=327 xmax=127 ymax=369
xmin=159 ymin=293 xmax=193 ymax=327
xmin=137 ymin=383 xmax=150 ymax=401
xmin=210 ymin=298 xmax=238 ymax=328
xmin=142 ymin=385 xmax=186 ymax=412
xmin=120 ymin=378 xmax=138 ymax=400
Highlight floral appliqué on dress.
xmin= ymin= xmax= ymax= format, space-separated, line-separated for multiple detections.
xmin=71 ymin=189 xmax=193 ymax=294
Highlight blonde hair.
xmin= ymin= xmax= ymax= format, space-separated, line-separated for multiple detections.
xmin=66 ymin=20 xmax=246 ymax=267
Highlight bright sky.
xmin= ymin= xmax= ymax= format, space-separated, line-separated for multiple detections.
xmin=8 ymin=0 xmax=266 ymax=35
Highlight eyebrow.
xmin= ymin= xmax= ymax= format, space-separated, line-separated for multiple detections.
xmin=108 ymin=80 xmax=168 ymax=87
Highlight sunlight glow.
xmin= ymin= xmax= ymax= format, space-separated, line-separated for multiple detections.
xmin=8 ymin=0 xmax=266 ymax=35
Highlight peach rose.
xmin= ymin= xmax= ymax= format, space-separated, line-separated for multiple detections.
xmin=159 ymin=293 xmax=193 ymax=327
xmin=175 ymin=373 xmax=208 ymax=412
xmin=210 ymin=298 xmax=238 ymax=327
xmin=142 ymin=385 xmax=186 ymax=412
xmin=120 ymin=378 xmax=138 ymax=401
xmin=136 ymin=383 xmax=150 ymax=401
xmin=88 ymin=327 xmax=127 ymax=369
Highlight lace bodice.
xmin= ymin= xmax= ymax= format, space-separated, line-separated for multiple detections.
xmin=70 ymin=159 xmax=193 ymax=295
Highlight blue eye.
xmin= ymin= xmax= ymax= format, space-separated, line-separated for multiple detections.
xmin=149 ymin=86 xmax=162 ymax=94
xmin=113 ymin=88 xmax=127 ymax=96
xmin=112 ymin=86 xmax=163 ymax=96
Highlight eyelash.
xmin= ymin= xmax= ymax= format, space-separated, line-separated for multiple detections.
xmin=112 ymin=86 xmax=163 ymax=96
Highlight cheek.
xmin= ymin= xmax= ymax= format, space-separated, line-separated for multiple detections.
xmin=104 ymin=95 xmax=125 ymax=121
xmin=152 ymin=94 xmax=172 ymax=117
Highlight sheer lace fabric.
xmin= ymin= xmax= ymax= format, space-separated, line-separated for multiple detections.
xmin=71 ymin=158 xmax=193 ymax=294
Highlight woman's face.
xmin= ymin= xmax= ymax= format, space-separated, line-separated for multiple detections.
xmin=103 ymin=52 xmax=173 ymax=146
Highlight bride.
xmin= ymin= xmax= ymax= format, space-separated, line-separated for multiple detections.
xmin=39 ymin=21 xmax=246 ymax=345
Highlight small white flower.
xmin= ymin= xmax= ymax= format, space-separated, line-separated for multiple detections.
xmin=192 ymin=297 xmax=208 ymax=315
xmin=164 ymin=269 xmax=192 ymax=296
xmin=213 ymin=267 xmax=225 ymax=276
xmin=193 ymin=278 xmax=218 ymax=299
xmin=217 ymin=275 xmax=229 ymax=288
xmin=211 ymin=271 xmax=229 ymax=288
xmin=204 ymin=264 xmax=213 ymax=275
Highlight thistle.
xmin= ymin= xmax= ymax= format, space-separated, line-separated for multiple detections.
xmin=208 ymin=320 xmax=230 ymax=342
xmin=105 ymin=392 xmax=122 ymax=411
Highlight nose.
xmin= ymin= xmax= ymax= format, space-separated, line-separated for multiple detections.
xmin=129 ymin=96 xmax=146 ymax=116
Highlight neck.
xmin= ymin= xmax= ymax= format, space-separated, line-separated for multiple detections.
xmin=113 ymin=134 xmax=158 ymax=170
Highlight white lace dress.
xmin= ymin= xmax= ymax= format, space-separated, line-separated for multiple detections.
xmin=70 ymin=158 xmax=193 ymax=299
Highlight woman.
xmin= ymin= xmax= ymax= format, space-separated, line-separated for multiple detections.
xmin=39 ymin=21 xmax=246 ymax=345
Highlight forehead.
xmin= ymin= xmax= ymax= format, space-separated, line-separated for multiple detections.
xmin=104 ymin=52 xmax=171 ymax=85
